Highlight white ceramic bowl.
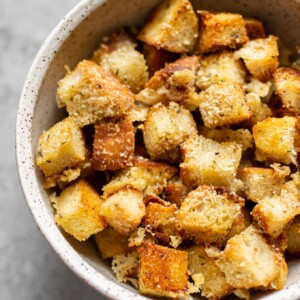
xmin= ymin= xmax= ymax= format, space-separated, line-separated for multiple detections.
xmin=16 ymin=0 xmax=300 ymax=299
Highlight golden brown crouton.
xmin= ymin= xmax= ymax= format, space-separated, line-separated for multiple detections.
xmin=143 ymin=102 xmax=197 ymax=162
xmin=163 ymin=177 xmax=190 ymax=208
xmin=138 ymin=242 xmax=189 ymax=298
xmin=138 ymin=0 xmax=198 ymax=53
xmin=188 ymin=245 xmax=233 ymax=300
xmin=180 ymin=135 xmax=242 ymax=188
xmin=196 ymin=51 xmax=247 ymax=90
xmin=274 ymin=67 xmax=300 ymax=115
xmin=143 ymin=202 xmax=180 ymax=246
xmin=244 ymin=78 xmax=272 ymax=98
xmin=237 ymin=165 xmax=290 ymax=203
xmin=198 ymin=82 xmax=251 ymax=128
xmin=54 ymin=180 xmax=106 ymax=241
xmin=143 ymin=44 xmax=178 ymax=76
xmin=136 ymin=56 xmax=198 ymax=106
xmin=92 ymin=119 xmax=134 ymax=171
xmin=236 ymin=36 xmax=279 ymax=82
xmin=37 ymin=117 xmax=86 ymax=178
xmin=176 ymin=186 xmax=244 ymax=244
xmin=252 ymin=179 xmax=300 ymax=238
xmin=102 ymin=157 xmax=177 ymax=197
xmin=253 ymin=116 xmax=298 ymax=165
xmin=112 ymin=251 xmax=139 ymax=288
xmin=100 ymin=186 xmax=145 ymax=235
xmin=216 ymin=225 xmax=287 ymax=289
xmin=286 ymin=215 xmax=300 ymax=256
xmin=92 ymin=31 xmax=149 ymax=93
xmin=94 ymin=227 xmax=131 ymax=259
xmin=126 ymin=102 xmax=149 ymax=123
xmin=199 ymin=127 xmax=253 ymax=152
xmin=56 ymin=60 xmax=134 ymax=127
xmin=198 ymin=11 xmax=249 ymax=54
xmin=244 ymin=18 xmax=266 ymax=40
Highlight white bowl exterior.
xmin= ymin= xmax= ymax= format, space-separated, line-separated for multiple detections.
xmin=16 ymin=0 xmax=300 ymax=299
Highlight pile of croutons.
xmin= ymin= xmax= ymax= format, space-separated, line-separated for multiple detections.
xmin=36 ymin=0 xmax=300 ymax=299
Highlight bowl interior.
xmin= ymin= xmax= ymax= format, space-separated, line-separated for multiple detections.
xmin=17 ymin=0 xmax=300 ymax=299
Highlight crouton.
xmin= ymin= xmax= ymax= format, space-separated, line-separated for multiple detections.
xmin=236 ymin=36 xmax=279 ymax=82
xmin=143 ymin=202 xmax=180 ymax=246
xmin=286 ymin=215 xmax=300 ymax=256
xmin=252 ymin=179 xmax=300 ymax=238
xmin=198 ymin=82 xmax=251 ymax=128
xmin=188 ymin=245 xmax=233 ymax=300
xmin=244 ymin=78 xmax=272 ymax=98
xmin=216 ymin=225 xmax=287 ymax=289
xmin=244 ymin=93 xmax=272 ymax=126
xmin=199 ymin=127 xmax=253 ymax=152
xmin=237 ymin=165 xmax=290 ymax=203
xmin=94 ymin=227 xmax=131 ymax=259
xmin=100 ymin=186 xmax=145 ymax=235
xmin=244 ymin=18 xmax=266 ymax=40
xmin=196 ymin=51 xmax=247 ymax=90
xmin=143 ymin=44 xmax=178 ymax=76
xmin=92 ymin=31 xmax=148 ymax=93
xmin=143 ymin=102 xmax=197 ymax=162
xmin=253 ymin=116 xmax=297 ymax=165
xmin=37 ymin=117 xmax=86 ymax=177
xmin=56 ymin=60 xmax=134 ymax=127
xmin=92 ymin=119 xmax=134 ymax=171
xmin=136 ymin=56 xmax=198 ymax=106
xmin=176 ymin=186 xmax=244 ymax=244
xmin=126 ymin=103 xmax=149 ymax=123
xmin=180 ymin=135 xmax=242 ymax=188
xmin=163 ymin=177 xmax=190 ymax=208
xmin=274 ymin=67 xmax=300 ymax=115
xmin=112 ymin=251 xmax=139 ymax=288
xmin=102 ymin=157 xmax=177 ymax=197
xmin=138 ymin=0 xmax=198 ymax=53
xmin=54 ymin=180 xmax=106 ymax=241
xmin=138 ymin=242 xmax=189 ymax=298
xmin=198 ymin=11 xmax=249 ymax=54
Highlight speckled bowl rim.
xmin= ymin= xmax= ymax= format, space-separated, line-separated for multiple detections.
xmin=16 ymin=0 xmax=300 ymax=300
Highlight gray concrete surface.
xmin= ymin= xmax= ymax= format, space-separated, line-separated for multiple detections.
xmin=0 ymin=1 xmax=106 ymax=299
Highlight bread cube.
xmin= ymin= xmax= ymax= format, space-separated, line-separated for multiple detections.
xmin=237 ymin=165 xmax=290 ymax=203
xmin=176 ymin=186 xmax=244 ymax=244
xmin=143 ymin=202 xmax=180 ymax=246
xmin=244 ymin=93 xmax=272 ymax=126
xmin=54 ymin=180 xmax=106 ymax=241
xmin=112 ymin=251 xmax=139 ymax=288
xmin=143 ymin=102 xmax=197 ymax=162
xmin=236 ymin=36 xmax=279 ymax=82
xmin=188 ymin=245 xmax=233 ymax=300
xmin=138 ymin=242 xmax=189 ymax=298
xmin=196 ymin=51 xmax=247 ymax=90
xmin=244 ymin=78 xmax=272 ymax=98
xmin=138 ymin=0 xmax=198 ymax=53
xmin=92 ymin=119 xmax=134 ymax=171
xmin=216 ymin=225 xmax=287 ymax=289
xmin=100 ymin=186 xmax=145 ymax=235
xmin=180 ymin=135 xmax=242 ymax=188
xmin=199 ymin=127 xmax=253 ymax=152
xmin=198 ymin=82 xmax=251 ymax=128
xmin=286 ymin=215 xmax=300 ymax=256
xmin=126 ymin=103 xmax=149 ymax=123
xmin=92 ymin=31 xmax=148 ymax=93
xmin=252 ymin=179 xmax=300 ymax=238
xmin=102 ymin=157 xmax=177 ymax=197
xmin=143 ymin=44 xmax=178 ymax=76
xmin=136 ymin=56 xmax=198 ymax=106
xmin=198 ymin=11 xmax=249 ymax=54
xmin=37 ymin=117 xmax=86 ymax=177
xmin=56 ymin=60 xmax=134 ymax=127
xmin=163 ymin=177 xmax=190 ymax=208
xmin=244 ymin=18 xmax=266 ymax=40
xmin=274 ymin=67 xmax=300 ymax=115
xmin=253 ymin=116 xmax=297 ymax=165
